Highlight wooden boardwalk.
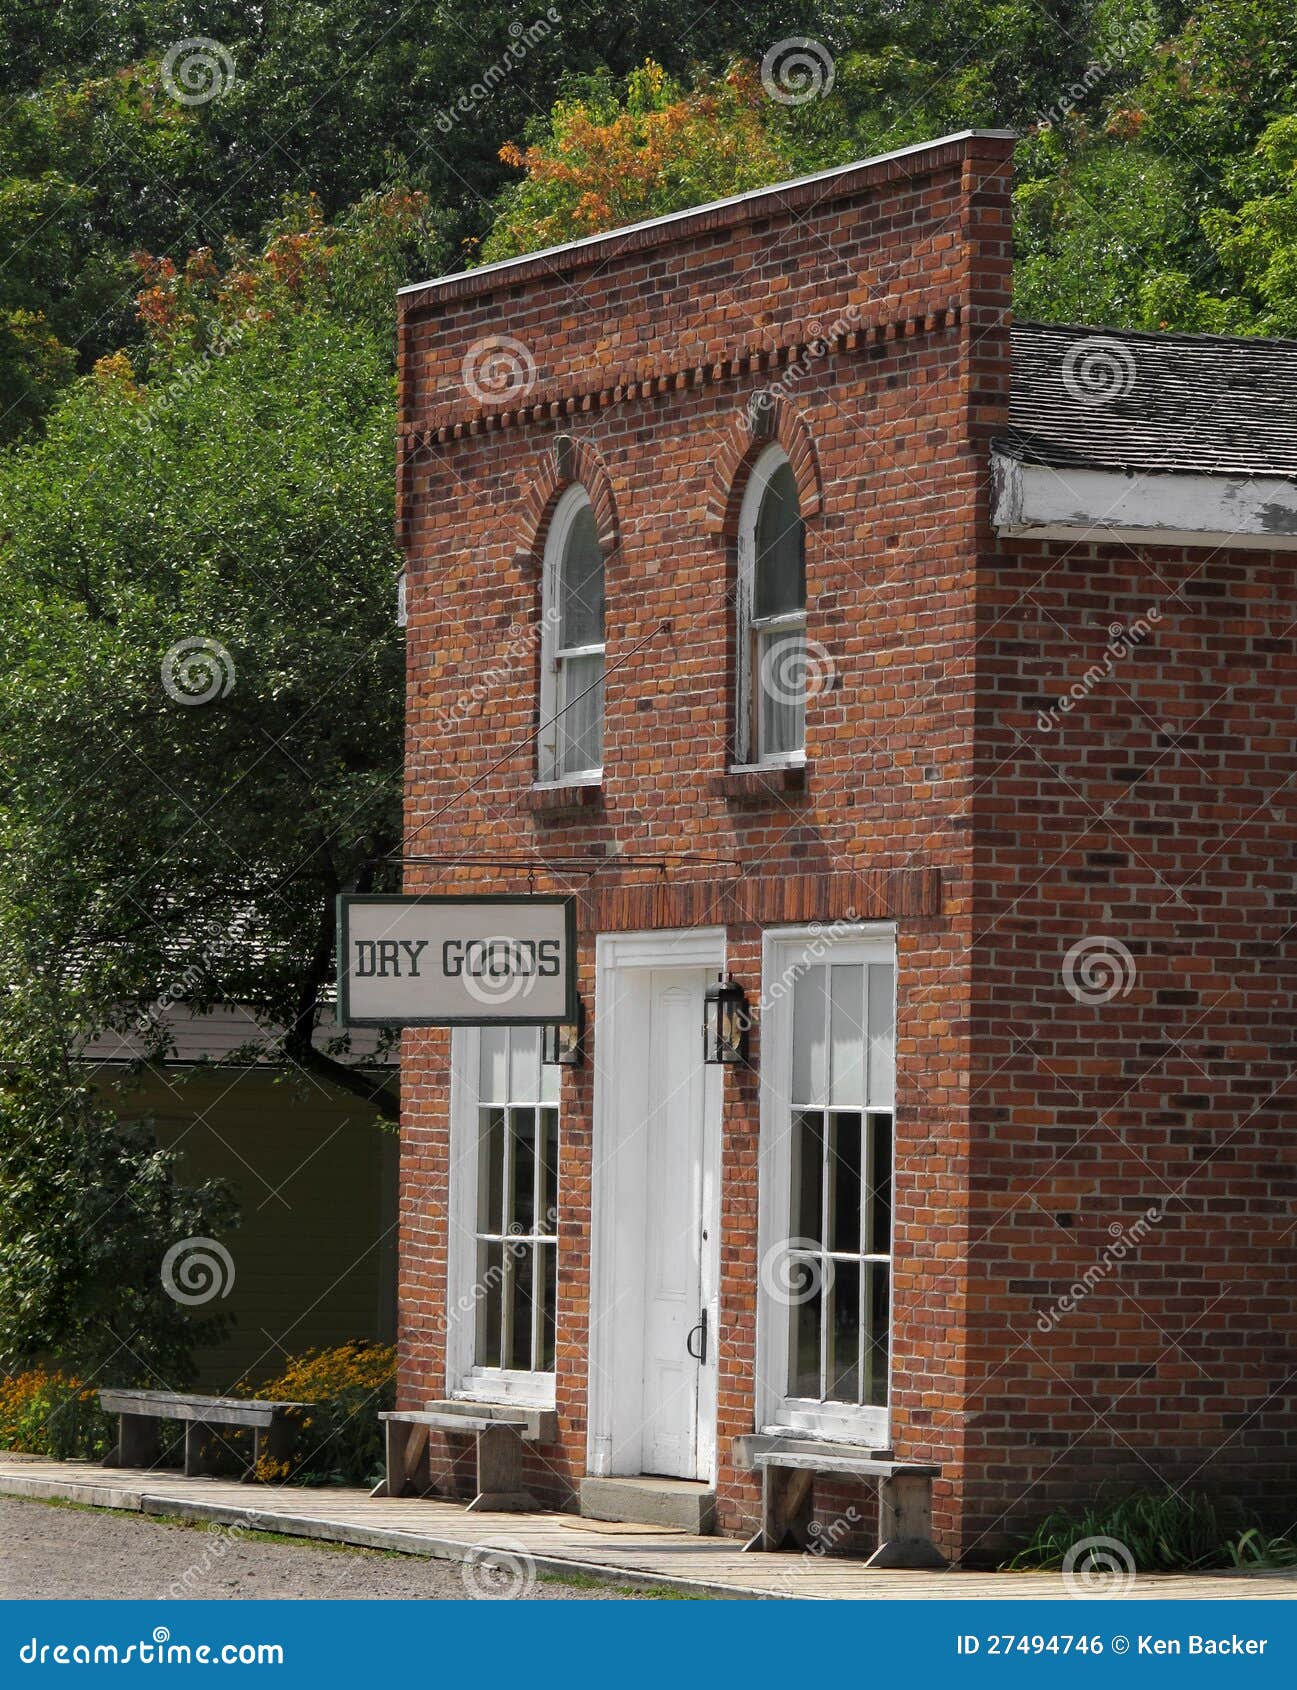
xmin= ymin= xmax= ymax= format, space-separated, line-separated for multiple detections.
xmin=3 ymin=1454 xmax=1294 ymax=1601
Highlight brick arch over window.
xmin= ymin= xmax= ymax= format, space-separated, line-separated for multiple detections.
xmin=515 ymin=433 xmax=620 ymax=568
xmin=704 ymin=395 xmax=823 ymax=543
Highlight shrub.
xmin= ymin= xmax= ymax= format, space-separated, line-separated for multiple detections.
xmin=245 ymin=1341 xmax=395 ymax=1487
xmin=0 ymin=1368 xmax=114 ymax=1460
xmin=1006 ymin=1488 xmax=1297 ymax=1573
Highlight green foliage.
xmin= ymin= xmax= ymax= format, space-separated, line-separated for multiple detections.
xmin=0 ymin=1368 xmax=115 ymax=1461
xmin=246 ymin=1342 xmax=396 ymax=1486
xmin=0 ymin=1065 xmax=236 ymax=1382
xmin=1006 ymin=1488 xmax=1297 ymax=1572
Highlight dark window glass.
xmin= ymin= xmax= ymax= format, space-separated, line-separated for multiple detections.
xmin=828 ymin=1113 xmax=862 ymax=1255
xmin=754 ymin=462 xmax=805 ymax=619
xmin=559 ymin=501 xmax=604 ymax=649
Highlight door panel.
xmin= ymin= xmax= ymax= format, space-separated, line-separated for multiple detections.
xmin=640 ymin=971 xmax=706 ymax=1478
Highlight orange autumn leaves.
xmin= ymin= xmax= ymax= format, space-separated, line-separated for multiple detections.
xmin=482 ymin=60 xmax=794 ymax=261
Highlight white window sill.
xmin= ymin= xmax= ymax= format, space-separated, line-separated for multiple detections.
xmin=455 ymin=1371 xmax=556 ymax=1412
xmin=729 ymin=756 xmax=806 ymax=774
xmin=768 ymin=1403 xmax=889 ymax=1445
xmin=532 ymin=774 xmax=603 ymax=790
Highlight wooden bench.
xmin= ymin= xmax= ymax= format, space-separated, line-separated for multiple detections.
xmin=734 ymin=1434 xmax=946 ymax=1569
xmin=99 ymin=1390 xmax=312 ymax=1482
xmin=376 ymin=1402 xmax=558 ymax=1511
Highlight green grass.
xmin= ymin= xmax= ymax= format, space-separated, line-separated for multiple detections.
xmin=537 ymin=1568 xmax=707 ymax=1599
xmin=1005 ymin=1488 xmax=1297 ymax=1574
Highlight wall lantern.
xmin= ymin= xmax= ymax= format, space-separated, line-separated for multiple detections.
xmin=703 ymin=972 xmax=749 ymax=1066
xmin=542 ymin=1001 xmax=584 ymax=1067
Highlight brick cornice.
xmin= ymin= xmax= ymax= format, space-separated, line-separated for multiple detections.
xmin=400 ymin=304 xmax=962 ymax=449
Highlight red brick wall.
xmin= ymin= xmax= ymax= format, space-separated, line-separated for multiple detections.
xmin=396 ymin=133 xmax=1017 ymax=1557
xmin=964 ymin=534 xmax=1297 ymax=1563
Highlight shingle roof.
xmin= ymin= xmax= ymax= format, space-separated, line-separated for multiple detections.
xmin=1004 ymin=321 xmax=1297 ymax=478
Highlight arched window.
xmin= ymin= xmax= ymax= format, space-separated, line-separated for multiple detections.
xmin=737 ymin=446 xmax=806 ymax=765
xmin=539 ymin=484 xmax=605 ymax=782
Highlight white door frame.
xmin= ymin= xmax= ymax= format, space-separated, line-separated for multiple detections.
xmin=586 ymin=927 xmax=725 ymax=1480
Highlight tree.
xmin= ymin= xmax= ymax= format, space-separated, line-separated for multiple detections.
xmin=0 ymin=192 xmax=415 ymax=1109
xmin=481 ymin=60 xmax=800 ymax=262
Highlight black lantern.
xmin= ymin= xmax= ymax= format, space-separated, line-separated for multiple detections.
xmin=542 ymin=1000 xmax=584 ymax=1067
xmin=703 ymin=972 xmax=749 ymax=1065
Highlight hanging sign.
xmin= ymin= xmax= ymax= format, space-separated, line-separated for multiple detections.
xmin=337 ymin=894 xmax=577 ymax=1027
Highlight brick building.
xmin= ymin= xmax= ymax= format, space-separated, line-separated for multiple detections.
xmin=391 ymin=129 xmax=1297 ymax=1564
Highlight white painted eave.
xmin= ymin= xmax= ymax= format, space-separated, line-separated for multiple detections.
xmin=991 ymin=450 xmax=1297 ymax=553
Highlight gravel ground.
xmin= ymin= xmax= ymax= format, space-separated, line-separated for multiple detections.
xmin=0 ymin=1496 xmax=644 ymax=1601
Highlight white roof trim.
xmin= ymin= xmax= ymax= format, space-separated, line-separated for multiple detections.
xmin=399 ymin=129 xmax=1017 ymax=300
xmin=991 ymin=450 xmax=1297 ymax=553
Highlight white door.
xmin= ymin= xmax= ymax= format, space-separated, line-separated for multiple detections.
xmin=587 ymin=930 xmax=723 ymax=1486
xmin=639 ymin=969 xmax=707 ymax=1477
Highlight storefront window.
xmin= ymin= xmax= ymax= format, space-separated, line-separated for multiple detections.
xmin=449 ymin=1027 xmax=559 ymax=1401
xmin=760 ymin=933 xmax=895 ymax=1439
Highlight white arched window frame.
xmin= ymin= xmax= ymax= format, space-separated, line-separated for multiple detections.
xmin=538 ymin=484 xmax=606 ymax=783
xmin=736 ymin=445 xmax=807 ymax=768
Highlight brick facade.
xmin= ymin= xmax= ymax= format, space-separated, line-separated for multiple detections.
xmin=394 ymin=130 xmax=1296 ymax=1564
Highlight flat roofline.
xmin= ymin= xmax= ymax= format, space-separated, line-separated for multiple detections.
xmin=399 ymin=128 xmax=1017 ymax=305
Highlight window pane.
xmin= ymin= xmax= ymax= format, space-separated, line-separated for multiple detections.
xmin=828 ymin=1113 xmax=861 ymax=1255
xmin=476 ymin=1241 xmax=503 ymax=1369
xmin=557 ymin=652 xmax=603 ymax=774
xmin=868 ymin=1113 xmax=892 ymax=1255
xmin=538 ymin=1107 xmax=559 ymax=1235
xmin=826 ymin=1260 xmax=860 ymax=1403
xmin=506 ymin=1243 xmax=535 ymax=1371
xmin=559 ymin=501 xmax=604 ymax=648
xmin=754 ymin=461 xmax=804 ymax=618
xmin=757 ymin=627 xmax=805 ymax=759
xmin=477 ymin=1108 xmax=504 ymax=1235
xmin=792 ymin=1110 xmax=824 ymax=1244
xmin=540 ymin=1052 xmax=559 ymax=1105
xmin=478 ymin=1027 xmax=509 ymax=1103
xmin=791 ymin=964 xmax=826 ymax=1106
xmin=508 ymin=1108 xmax=536 ymax=1234
xmin=829 ymin=965 xmax=866 ymax=1106
xmin=537 ymin=1242 xmax=556 ymax=1371
xmin=864 ymin=1263 xmax=889 ymax=1407
xmin=867 ymin=964 xmax=895 ymax=1105
xmin=508 ymin=1027 xmax=540 ymax=1104
xmin=789 ymin=1267 xmax=821 ymax=1398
